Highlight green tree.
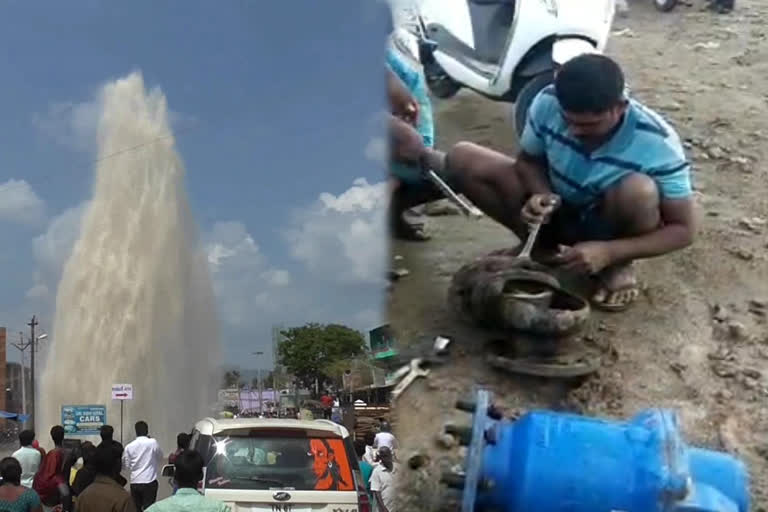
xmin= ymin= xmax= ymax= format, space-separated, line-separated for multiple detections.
xmin=224 ymin=370 xmax=241 ymax=388
xmin=278 ymin=323 xmax=366 ymax=390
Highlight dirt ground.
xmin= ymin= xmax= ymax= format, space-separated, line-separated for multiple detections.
xmin=388 ymin=1 xmax=768 ymax=509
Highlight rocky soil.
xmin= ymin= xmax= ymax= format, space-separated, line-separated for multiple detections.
xmin=389 ymin=0 xmax=768 ymax=509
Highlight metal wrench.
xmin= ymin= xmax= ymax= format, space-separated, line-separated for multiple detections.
xmin=420 ymin=158 xmax=484 ymax=219
xmin=518 ymin=195 xmax=560 ymax=261
xmin=391 ymin=358 xmax=430 ymax=401
xmin=517 ymin=221 xmax=542 ymax=262
xmin=389 ymin=362 xmax=414 ymax=384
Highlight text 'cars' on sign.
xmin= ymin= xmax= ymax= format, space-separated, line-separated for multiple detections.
xmin=61 ymin=405 xmax=106 ymax=436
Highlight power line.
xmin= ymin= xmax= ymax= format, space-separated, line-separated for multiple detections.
xmin=28 ymin=94 xmax=202 ymax=183
xmin=18 ymin=120 xmax=201 ymax=188
xmin=90 ymin=129 xmax=185 ymax=165
xmin=73 ymin=123 xmax=200 ymax=177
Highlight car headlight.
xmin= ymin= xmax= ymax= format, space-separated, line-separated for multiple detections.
xmin=540 ymin=0 xmax=558 ymax=17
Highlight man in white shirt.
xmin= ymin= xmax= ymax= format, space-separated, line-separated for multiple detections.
xmin=122 ymin=421 xmax=164 ymax=511
xmin=370 ymin=446 xmax=399 ymax=512
xmin=12 ymin=429 xmax=41 ymax=488
xmin=373 ymin=422 xmax=397 ymax=454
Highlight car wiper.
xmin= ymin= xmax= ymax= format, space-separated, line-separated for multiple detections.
xmin=230 ymin=476 xmax=288 ymax=487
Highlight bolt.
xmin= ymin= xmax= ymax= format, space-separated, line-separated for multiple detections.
xmin=455 ymin=399 xmax=476 ymax=413
xmin=445 ymin=424 xmax=472 ymax=446
xmin=441 ymin=472 xmax=466 ymax=489
xmin=488 ymin=403 xmax=503 ymax=420
xmin=480 ymin=478 xmax=496 ymax=491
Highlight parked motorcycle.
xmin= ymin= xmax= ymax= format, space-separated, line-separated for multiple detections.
xmin=392 ymin=0 xmax=616 ymax=137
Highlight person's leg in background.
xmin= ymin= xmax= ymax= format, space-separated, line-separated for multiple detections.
xmin=130 ymin=484 xmax=144 ymax=512
xmin=144 ymin=480 xmax=159 ymax=507
xmin=709 ymin=0 xmax=734 ymax=12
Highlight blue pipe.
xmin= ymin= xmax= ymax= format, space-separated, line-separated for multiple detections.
xmin=459 ymin=390 xmax=749 ymax=512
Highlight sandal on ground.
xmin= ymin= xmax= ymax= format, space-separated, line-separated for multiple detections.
xmin=392 ymin=216 xmax=431 ymax=242
xmin=590 ymin=266 xmax=641 ymax=313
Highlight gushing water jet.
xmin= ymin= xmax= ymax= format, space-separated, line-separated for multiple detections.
xmin=39 ymin=72 xmax=220 ymax=449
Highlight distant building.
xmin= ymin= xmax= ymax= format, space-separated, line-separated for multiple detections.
xmin=6 ymin=362 xmax=30 ymax=413
xmin=369 ymin=324 xmax=397 ymax=361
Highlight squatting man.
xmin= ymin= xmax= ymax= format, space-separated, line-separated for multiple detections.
xmin=389 ymin=54 xmax=695 ymax=312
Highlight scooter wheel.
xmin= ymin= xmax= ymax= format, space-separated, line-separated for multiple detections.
xmin=654 ymin=0 xmax=678 ymax=11
xmin=426 ymin=75 xmax=461 ymax=99
xmin=513 ymin=73 xmax=554 ymax=139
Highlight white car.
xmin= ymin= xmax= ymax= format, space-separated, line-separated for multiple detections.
xmin=164 ymin=417 xmax=369 ymax=512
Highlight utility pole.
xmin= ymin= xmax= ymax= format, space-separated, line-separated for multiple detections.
xmin=253 ymin=351 xmax=264 ymax=416
xmin=28 ymin=316 xmax=38 ymax=431
xmin=272 ymin=372 xmax=278 ymax=414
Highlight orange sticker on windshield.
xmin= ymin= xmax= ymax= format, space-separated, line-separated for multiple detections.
xmin=310 ymin=438 xmax=354 ymax=491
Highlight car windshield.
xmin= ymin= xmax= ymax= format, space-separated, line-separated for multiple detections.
xmin=204 ymin=432 xmax=355 ymax=491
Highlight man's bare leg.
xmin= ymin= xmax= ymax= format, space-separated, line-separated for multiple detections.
xmin=390 ymin=134 xmax=530 ymax=242
xmin=444 ymin=142 xmax=529 ymax=239
xmin=593 ymin=172 xmax=661 ymax=311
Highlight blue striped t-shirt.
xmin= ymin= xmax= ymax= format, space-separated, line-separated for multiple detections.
xmin=519 ymin=85 xmax=692 ymax=207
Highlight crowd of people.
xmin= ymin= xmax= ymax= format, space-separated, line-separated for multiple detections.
xmin=0 ymin=422 xmax=227 ymax=512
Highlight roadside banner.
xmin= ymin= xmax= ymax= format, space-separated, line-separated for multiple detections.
xmin=61 ymin=405 xmax=106 ymax=435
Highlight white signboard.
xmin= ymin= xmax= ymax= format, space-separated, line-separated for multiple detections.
xmin=111 ymin=383 xmax=133 ymax=400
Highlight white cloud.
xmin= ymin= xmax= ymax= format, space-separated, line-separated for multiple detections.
xmin=262 ymin=269 xmax=292 ymax=287
xmin=32 ymin=100 xmax=102 ymax=153
xmin=286 ymin=178 xmax=389 ymax=285
xmin=0 ymin=179 xmax=46 ymax=225
xmin=365 ymin=136 xmax=388 ymax=165
xmin=206 ymin=221 xmax=263 ymax=271
xmin=25 ymin=283 xmax=50 ymax=300
xmin=32 ymin=94 xmax=197 ymax=153
xmin=26 ymin=201 xmax=89 ymax=300
xmin=203 ymin=221 xmax=294 ymax=327
xmin=32 ymin=201 xmax=90 ymax=289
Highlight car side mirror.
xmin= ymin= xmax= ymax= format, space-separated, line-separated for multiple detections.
xmin=161 ymin=464 xmax=175 ymax=478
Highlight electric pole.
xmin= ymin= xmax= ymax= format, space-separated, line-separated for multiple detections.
xmin=28 ymin=316 xmax=38 ymax=431
xmin=253 ymin=351 xmax=264 ymax=416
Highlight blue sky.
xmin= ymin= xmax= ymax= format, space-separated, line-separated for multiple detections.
xmin=0 ymin=1 xmax=391 ymax=369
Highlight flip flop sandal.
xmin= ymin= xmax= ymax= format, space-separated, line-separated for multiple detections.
xmin=487 ymin=353 xmax=601 ymax=379
xmin=590 ymin=283 xmax=641 ymax=313
xmin=393 ymin=219 xmax=431 ymax=242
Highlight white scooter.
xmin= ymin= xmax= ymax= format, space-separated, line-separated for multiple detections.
xmin=391 ymin=0 xmax=616 ymax=137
